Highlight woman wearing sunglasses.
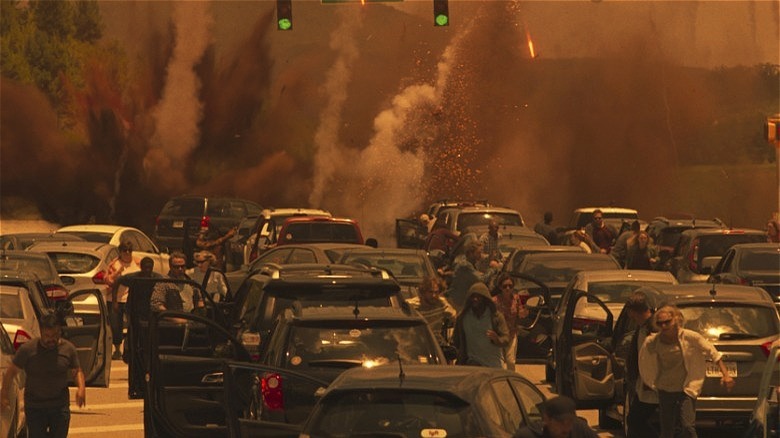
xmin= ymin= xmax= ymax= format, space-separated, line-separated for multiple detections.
xmin=638 ymin=305 xmax=736 ymax=438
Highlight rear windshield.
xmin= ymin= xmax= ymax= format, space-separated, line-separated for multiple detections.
xmin=698 ymin=234 xmax=766 ymax=259
xmin=679 ymin=303 xmax=779 ymax=341
xmin=281 ymin=223 xmax=360 ymax=244
xmin=160 ymin=198 xmax=205 ymax=216
xmin=738 ymin=249 xmax=780 ymax=271
xmin=286 ymin=322 xmax=439 ymax=369
xmin=519 ymin=256 xmax=618 ymax=284
xmin=205 ymin=199 xmax=246 ymax=218
xmin=308 ymin=389 xmax=480 ymax=437
xmin=341 ymin=253 xmax=426 ymax=279
xmin=0 ymin=289 xmax=25 ymax=318
xmin=587 ymin=281 xmax=673 ymax=303
xmin=456 ymin=212 xmax=522 ymax=232
xmin=0 ymin=257 xmax=57 ymax=282
xmin=46 ymin=252 xmax=100 ymax=274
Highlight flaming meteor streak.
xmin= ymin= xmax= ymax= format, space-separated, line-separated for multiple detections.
xmin=526 ymin=31 xmax=537 ymax=59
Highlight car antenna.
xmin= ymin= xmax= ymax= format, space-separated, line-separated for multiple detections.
xmin=396 ymin=352 xmax=405 ymax=383
xmin=353 ymin=300 xmax=360 ymax=319
xmin=709 ymin=283 xmax=717 ymax=300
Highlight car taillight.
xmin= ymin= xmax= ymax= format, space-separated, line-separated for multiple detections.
xmin=261 ymin=373 xmax=284 ymax=411
xmin=45 ymin=285 xmax=69 ymax=301
xmin=688 ymin=238 xmax=700 ymax=272
xmin=760 ymin=341 xmax=779 ymax=360
xmin=200 ymin=216 xmax=211 ymax=229
xmin=92 ymin=270 xmax=107 ymax=284
xmin=13 ymin=329 xmax=31 ymax=351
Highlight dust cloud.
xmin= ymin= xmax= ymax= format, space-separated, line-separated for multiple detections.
xmin=1 ymin=1 xmax=777 ymax=237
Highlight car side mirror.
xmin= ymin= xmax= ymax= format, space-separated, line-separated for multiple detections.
xmin=524 ymin=295 xmax=545 ymax=308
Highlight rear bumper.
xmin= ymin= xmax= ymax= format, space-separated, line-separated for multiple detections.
xmin=695 ymin=396 xmax=756 ymax=419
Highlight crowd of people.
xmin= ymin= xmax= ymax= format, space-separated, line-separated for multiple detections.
xmin=6 ymin=209 xmax=778 ymax=438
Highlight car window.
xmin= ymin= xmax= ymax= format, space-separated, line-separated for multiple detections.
xmin=307 ymin=390 xmax=480 ymax=437
xmin=46 ymin=252 xmax=100 ymax=274
xmin=509 ymin=378 xmax=544 ymax=424
xmin=285 ymin=323 xmax=438 ymax=368
xmin=0 ymin=289 xmax=25 ymax=318
xmin=0 ymin=324 xmax=14 ymax=354
xmin=739 ymin=249 xmax=780 ymax=271
xmin=282 ymin=223 xmax=359 ymax=243
xmin=0 ymin=256 xmax=58 ymax=283
xmin=129 ymin=230 xmax=156 ymax=253
xmin=490 ymin=379 xmax=523 ymax=433
xmin=245 ymin=202 xmax=262 ymax=216
xmin=587 ymin=281 xmax=672 ymax=304
xmin=257 ymin=248 xmax=293 ymax=265
xmin=679 ymin=304 xmax=779 ymax=340
xmin=456 ymin=212 xmax=522 ymax=232
xmin=477 ymin=384 xmax=505 ymax=430
xmin=207 ymin=199 xmax=245 ymax=218
xmin=698 ymin=234 xmax=766 ymax=260
xmin=288 ymin=248 xmax=316 ymax=264
xmin=161 ymin=198 xmax=204 ymax=216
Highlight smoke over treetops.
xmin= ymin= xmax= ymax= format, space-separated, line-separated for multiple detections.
xmin=1 ymin=1 xmax=777 ymax=239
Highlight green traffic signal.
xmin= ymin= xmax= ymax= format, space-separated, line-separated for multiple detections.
xmin=278 ymin=18 xmax=292 ymax=30
xmin=433 ymin=0 xmax=449 ymax=26
xmin=434 ymin=14 xmax=448 ymax=26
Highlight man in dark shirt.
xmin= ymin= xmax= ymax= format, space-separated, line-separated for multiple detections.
xmin=515 ymin=396 xmax=598 ymax=438
xmin=534 ymin=211 xmax=559 ymax=245
xmin=1 ymin=314 xmax=85 ymax=438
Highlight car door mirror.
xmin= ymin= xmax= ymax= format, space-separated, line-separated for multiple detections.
xmin=524 ymin=295 xmax=545 ymax=308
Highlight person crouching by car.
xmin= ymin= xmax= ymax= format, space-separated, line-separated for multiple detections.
xmin=453 ymin=282 xmax=509 ymax=368
xmin=514 ymin=395 xmax=598 ymax=438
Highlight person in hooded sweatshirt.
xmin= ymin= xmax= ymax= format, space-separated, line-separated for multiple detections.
xmin=452 ymin=282 xmax=510 ymax=368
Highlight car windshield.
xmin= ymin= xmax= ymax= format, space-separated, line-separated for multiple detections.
xmin=0 ymin=289 xmax=24 ymax=318
xmin=206 ymin=199 xmax=245 ymax=218
xmin=679 ymin=304 xmax=779 ymax=341
xmin=286 ymin=322 xmax=439 ymax=369
xmin=307 ymin=389 xmax=481 ymax=437
xmin=738 ymin=249 xmax=780 ymax=271
xmin=341 ymin=253 xmax=425 ymax=279
xmin=587 ymin=281 xmax=672 ymax=303
xmin=282 ymin=223 xmax=359 ymax=243
xmin=697 ymin=234 xmax=766 ymax=259
xmin=160 ymin=198 xmax=204 ymax=216
xmin=46 ymin=252 xmax=101 ymax=274
xmin=0 ymin=256 xmax=57 ymax=282
xmin=456 ymin=212 xmax=522 ymax=232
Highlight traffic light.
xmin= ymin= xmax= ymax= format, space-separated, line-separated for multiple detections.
xmin=433 ymin=0 xmax=449 ymax=26
xmin=277 ymin=0 xmax=292 ymax=30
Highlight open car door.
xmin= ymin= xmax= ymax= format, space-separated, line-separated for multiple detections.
xmin=222 ymin=361 xmax=331 ymax=438
xmin=558 ymin=292 xmax=616 ymax=407
xmin=145 ymin=310 xmax=251 ymax=437
xmin=395 ymin=218 xmax=426 ymax=249
xmin=63 ymin=289 xmax=112 ymax=387
xmin=126 ymin=277 xmax=231 ymax=401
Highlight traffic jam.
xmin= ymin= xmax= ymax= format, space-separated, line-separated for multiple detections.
xmin=1 ymin=1 xmax=779 ymax=438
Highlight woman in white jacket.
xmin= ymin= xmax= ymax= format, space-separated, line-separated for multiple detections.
xmin=638 ymin=305 xmax=735 ymax=438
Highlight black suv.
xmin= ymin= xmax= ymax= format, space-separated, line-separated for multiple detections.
xmin=230 ymin=263 xmax=404 ymax=361
xmin=255 ymin=305 xmax=447 ymax=425
xmin=153 ymin=195 xmax=262 ymax=253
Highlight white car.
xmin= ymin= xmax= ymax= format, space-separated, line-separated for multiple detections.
xmin=55 ymin=225 xmax=169 ymax=276
xmin=26 ymin=240 xmax=119 ymax=294
xmin=558 ymin=269 xmax=679 ymax=329
xmin=240 ymin=208 xmax=332 ymax=267
xmin=0 ymin=322 xmax=25 ymax=438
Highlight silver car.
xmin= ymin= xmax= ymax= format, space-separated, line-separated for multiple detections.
xmin=26 ymin=240 xmax=119 ymax=294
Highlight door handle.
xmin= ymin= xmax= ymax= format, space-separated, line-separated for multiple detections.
xmin=201 ymin=372 xmax=224 ymax=384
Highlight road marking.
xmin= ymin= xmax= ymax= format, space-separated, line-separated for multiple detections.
xmin=72 ymin=401 xmax=143 ymax=410
xmin=69 ymin=424 xmax=144 ymax=434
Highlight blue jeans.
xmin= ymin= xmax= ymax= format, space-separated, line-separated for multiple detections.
xmin=25 ymin=405 xmax=71 ymax=438
xmin=658 ymin=390 xmax=697 ymax=438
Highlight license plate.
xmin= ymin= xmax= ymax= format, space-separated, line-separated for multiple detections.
xmin=706 ymin=361 xmax=737 ymax=378
xmin=173 ymin=221 xmax=184 ymax=228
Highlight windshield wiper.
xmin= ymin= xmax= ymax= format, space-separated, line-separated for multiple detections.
xmin=718 ymin=332 xmax=760 ymax=340
xmin=306 ymin=359 xmax=363 ymax=368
